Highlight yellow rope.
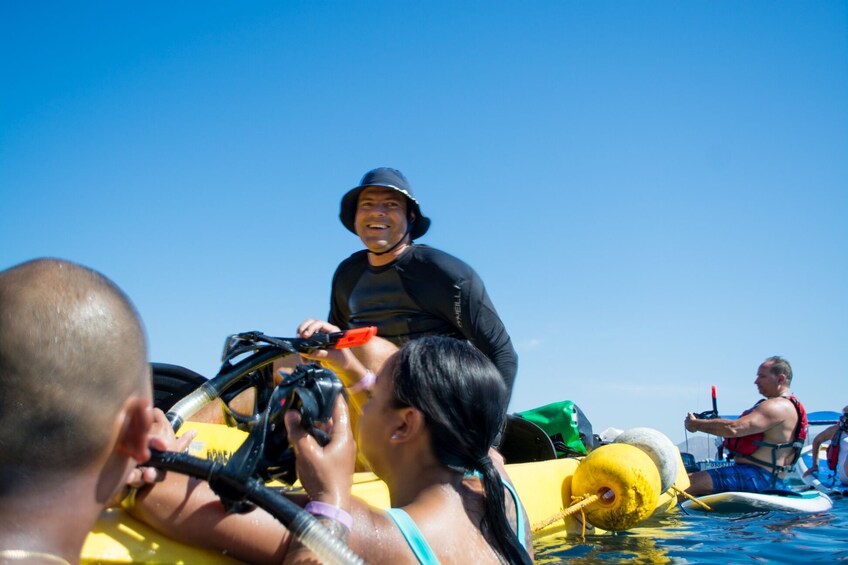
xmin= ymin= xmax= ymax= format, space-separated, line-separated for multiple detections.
xmin=531 ymin=493 xmax=601 ymax=533
xmin=671 ymin=486 xmax=712 ymax=511
xmin=579 ymin=501 xmax=587 ymax=539
xmin=532 ymin=486 xmax=709 ymax=535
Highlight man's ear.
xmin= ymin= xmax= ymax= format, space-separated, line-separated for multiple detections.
xmin=389 ymin=406 xmax=425 ymax=443
xmin=115 ymin=396 xmax=153 ymax=463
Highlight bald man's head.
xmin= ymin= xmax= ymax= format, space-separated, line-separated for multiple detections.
xmin=0 ymin=259 xmax=149 ymax=486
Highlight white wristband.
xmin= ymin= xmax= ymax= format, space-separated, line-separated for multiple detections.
xmin=347 ymin=370 xmax=376 ymax=394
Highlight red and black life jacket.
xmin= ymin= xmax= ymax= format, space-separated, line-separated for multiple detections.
xmin=826 ymin=429 xmax=843 ymax=471
xmin=723 ymin=395 xmax=808 ymax=474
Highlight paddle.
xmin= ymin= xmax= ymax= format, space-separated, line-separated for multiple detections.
xmin=713 ymin=386 xmax=724 ymax=460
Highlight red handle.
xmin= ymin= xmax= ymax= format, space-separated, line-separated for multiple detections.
xmin=331 ymin=326 xmax=377 ymax=349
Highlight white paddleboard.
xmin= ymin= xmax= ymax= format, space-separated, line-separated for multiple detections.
xmin=681 ymin=489 xmax=833 ymax=514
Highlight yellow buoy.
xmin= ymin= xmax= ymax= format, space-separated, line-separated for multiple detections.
xmin=613 ymin=427 xmax=679 ymax=492
xmin=570 ymin=443 xmax=661 ymax=531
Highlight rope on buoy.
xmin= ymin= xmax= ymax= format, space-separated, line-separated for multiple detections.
xmin=671 ymin=486 xmax=712 ymax=511
xmin=531 ymin=492 xmax=602 ymax=533
xmin=570 ymin=444 xmax=661 ymax=531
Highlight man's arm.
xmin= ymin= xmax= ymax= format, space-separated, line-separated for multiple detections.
xmin=685 ymin=397 xmax=792 ymax=438
xmin=450 ymin=269 xmax=518 ymax=399
xmin=403 ymin=248 xmax=519 ymax=398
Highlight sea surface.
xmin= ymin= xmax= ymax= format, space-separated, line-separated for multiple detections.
xmin=533 ymin=495 xmax=847 ymax=564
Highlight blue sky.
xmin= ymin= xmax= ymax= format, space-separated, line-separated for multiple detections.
xmin=2 ymin=2 xmax=846 ymax=443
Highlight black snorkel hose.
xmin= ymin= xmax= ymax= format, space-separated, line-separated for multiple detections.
xmin=158 ymin=330 xmax=377 ymax=563
xmin=166 ymin=329 xmax=376 ymax=432
xmin=165 ymin=346 xmax=283 ymax=431
xmin=146 ymin=449 xmax=366 ymax=565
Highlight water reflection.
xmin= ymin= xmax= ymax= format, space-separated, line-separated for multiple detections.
xmin=534 ymin=502 xmax=847 ymax=564
xmin=535 ymin=513 xmax=693 ymax=564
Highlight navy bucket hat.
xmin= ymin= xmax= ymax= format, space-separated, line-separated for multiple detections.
xmin=340 ymin=167 xmax=431 ymax=240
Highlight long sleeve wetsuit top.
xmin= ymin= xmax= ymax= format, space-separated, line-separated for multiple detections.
xmin=329 ymin=244 xmax=518 ymax=400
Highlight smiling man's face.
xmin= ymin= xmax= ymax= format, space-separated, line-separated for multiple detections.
xmin=354 ymin=186 xmax=412 ymax=253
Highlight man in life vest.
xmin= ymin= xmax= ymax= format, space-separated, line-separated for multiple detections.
xmin=684 ymin=356 xmax=808 ymax=495
xmin=804 ymin=405 xmax=848 ymax=486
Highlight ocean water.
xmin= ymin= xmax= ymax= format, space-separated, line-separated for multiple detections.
xmin=534 ymin=495 xmax=847 ymax=564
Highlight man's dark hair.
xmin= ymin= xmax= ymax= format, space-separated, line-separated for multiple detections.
xmin=764 ymin=356 xmax=793 ymax=384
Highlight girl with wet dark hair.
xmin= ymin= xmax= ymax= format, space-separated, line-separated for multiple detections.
xmin=131 ymin=335 xmax=533 ymax=564
xmin=387 ymin=336 xmax=532 ymax=564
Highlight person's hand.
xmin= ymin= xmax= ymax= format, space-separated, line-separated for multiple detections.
xmin=297 ymin=319 xmax=342 ymax=339
xmin=803 ymin=468 xmax=818 ymax=478
xmin=295 ymin=319 xmax=364 ymax=378
xmin=285 ymin=396 xmax=355 ymax=506
xmin=295 ymin=319 xmax=343 ymax=365
xmin=684 ymin=413 xmax=699 ymax=433
xmin=111 ymin=409 xmax=196 ymax=507
xmin=119 ymin=409 xmax=197 ymax=499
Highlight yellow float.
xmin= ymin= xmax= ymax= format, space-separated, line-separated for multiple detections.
xmin=570 ymin=443 xmax=662 ymax=531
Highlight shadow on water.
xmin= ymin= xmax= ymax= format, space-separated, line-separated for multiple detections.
xmin=534 ymin=497 xmax=848 ymax=564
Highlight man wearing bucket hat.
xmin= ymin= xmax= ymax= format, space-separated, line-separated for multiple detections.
xmin=297 ymin=167 xmax=518 ymax=404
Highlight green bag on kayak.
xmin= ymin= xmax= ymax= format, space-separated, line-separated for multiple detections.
xmin=517 ymin=400 xmax=594 ymax=457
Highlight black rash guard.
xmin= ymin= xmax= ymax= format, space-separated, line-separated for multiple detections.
xmin=329 ymin=244 xmax=518 ymax=400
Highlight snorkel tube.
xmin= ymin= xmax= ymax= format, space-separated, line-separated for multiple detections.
xmin=166 ymin=327 xmax=376 ymax=431
xmin=154 ymin=328 xmax=377 ymax=563
xmin=153 ymin=359 xmax=370 ymax=565
xmin=148 ymin=448 xmax=365 ymax=565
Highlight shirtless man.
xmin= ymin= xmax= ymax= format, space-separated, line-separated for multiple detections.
xmin=684 ymin=356 xmax=807 ymax=495
xmin=0 ymin=259 xmax=164 ymax=565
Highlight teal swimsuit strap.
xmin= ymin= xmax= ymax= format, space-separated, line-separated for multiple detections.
xmin=385 ymin=477 xmax=528 ymax=564
xmin=464 ymin=471 xmax=528 ymax=550
xmin=501 ymin=478 xmax=527 ymax=549
xmin=384 ymin=508 xmax=440 ymax=565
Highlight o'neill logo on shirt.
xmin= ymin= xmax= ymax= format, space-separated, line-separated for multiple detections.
xmin=453 ymin=283 xmax=462 ymax=328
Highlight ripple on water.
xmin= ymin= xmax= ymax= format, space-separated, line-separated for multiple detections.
xmin=533 ymin=496 xmax=848 ymax=564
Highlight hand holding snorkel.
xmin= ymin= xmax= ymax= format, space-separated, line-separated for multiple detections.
xmin=285 ymin=396 xmax=356 ymax=510
xmin=114 ymin=408 xmax=197 ymax=508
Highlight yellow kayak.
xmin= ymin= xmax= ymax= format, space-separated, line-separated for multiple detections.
xmin=81 ymin=421 xmax=689 ymax=564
